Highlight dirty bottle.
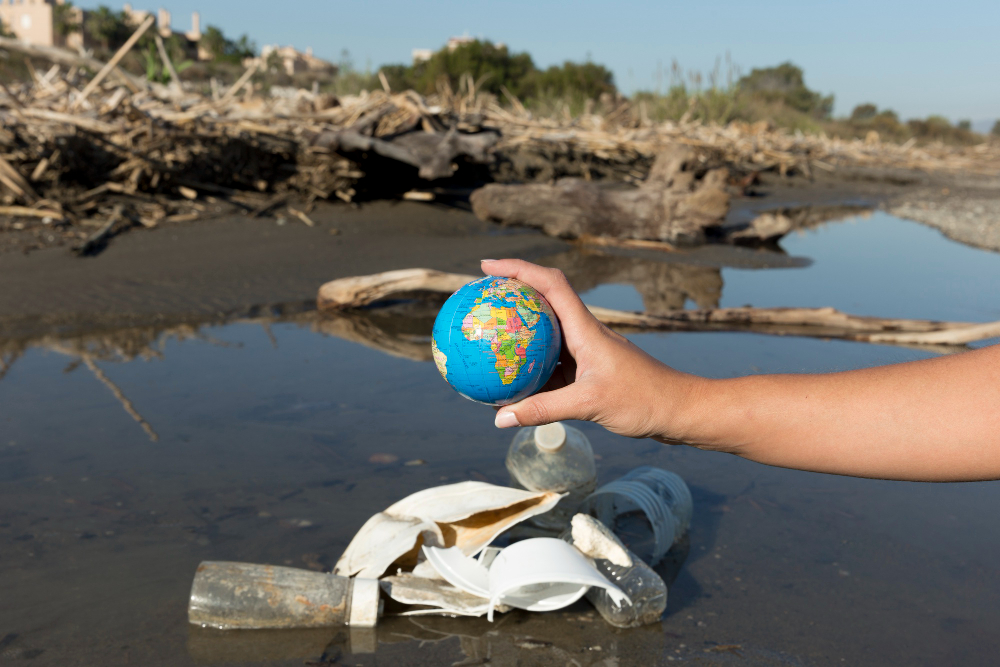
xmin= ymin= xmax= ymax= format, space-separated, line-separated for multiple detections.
xmin=506 ymin=422 xmax=598 ymax=531
xmin=188 ymin=561 xmax=381 ymax=629
xmin=580 ymin=466 xmax=692 ymax=566
xmin=587 ymin=549 xmax=668 ymax=628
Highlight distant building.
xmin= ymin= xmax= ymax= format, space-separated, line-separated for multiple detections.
xmin=0 ymin=1 xmax=202 ymax=56
xmin=446 ymin=35 xmax=474 ymax=52
xmin=411 ymin=48 xmax=432 ymax=65
xmin=411 ymin=37 xmax=504 ymax=64
xmin=251 ymin=44 xmax=337 ymax=77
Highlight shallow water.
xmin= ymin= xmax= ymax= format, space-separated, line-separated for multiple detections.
xmin=2 ymin=212 xmax=999 ymax=666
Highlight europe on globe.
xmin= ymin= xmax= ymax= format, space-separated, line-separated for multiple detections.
xmin=431 ymin=276 xmax=562 ymax=406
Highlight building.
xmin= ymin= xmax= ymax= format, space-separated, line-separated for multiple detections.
xmin=0 ymin=0 xmax=62 ymax=47
xmin=0 ymin=1 xmax=201 ymax=54
xmin=252 ymin=44 xmax=336 ymax=77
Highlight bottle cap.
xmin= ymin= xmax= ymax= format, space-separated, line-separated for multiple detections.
xmin=534 ymin=422 xmax=566 ymax=452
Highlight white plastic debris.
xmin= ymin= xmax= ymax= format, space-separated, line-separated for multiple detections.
xmin=334 ymin=481 xmax=563 ymax=579
xmin=422 ymin=537 xmax=630 ymax=621
xmin=570 ymin=514 xmax=632 ymax=567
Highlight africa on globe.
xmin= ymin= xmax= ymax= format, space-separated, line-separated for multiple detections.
xmin=431 ymin=276 xmax=562 ymax=406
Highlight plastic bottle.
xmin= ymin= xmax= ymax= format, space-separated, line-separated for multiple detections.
xmin=188 ymin=561 xmax=381 ymax=629
xmin=587 ymin=549 xmax=668 ymax=628
xmin=579 ymin=466 xmax=692 ymax=567
xmin=506 ymin=422 xmax=598 ymax=531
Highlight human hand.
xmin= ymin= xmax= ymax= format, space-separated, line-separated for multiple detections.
xmin=483 ymin=259 xmax=702 ymax=443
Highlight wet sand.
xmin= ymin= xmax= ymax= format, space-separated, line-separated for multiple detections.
xmin=2 ymin=176 xmax=1000 ymax=666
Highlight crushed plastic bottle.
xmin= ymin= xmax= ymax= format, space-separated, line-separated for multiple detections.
xmin=505 ymin=422 xmax=598 ymax=530
xmin=188 ymin=561 xmax=381 ymax=629
xmin=588 ymin=550 xmax=668 ymax=628
xmin=579 ymin=466 xmax=692 ymax=567
xmin=567 ymin=514 xmax=667 ymax=628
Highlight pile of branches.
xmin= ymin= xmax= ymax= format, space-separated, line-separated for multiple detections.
xmin=2 ymin=28 xmax=998 ymax=253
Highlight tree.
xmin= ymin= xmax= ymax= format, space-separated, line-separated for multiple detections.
xmin=957 ymin=119 xmax=972 ymax=131
xmin=992 ymin=120 xmax=1000 ymax=137
xmin=199 ymin=25 xmax=257 ymax=64
xmin=738 ymin=62 xmax=834 ymax=118
xmin=409 ymin=40 xmax=536 ymax=98
xmin=84 ymin=6 xmax=133 ymax=51
xmin=850 ymin=103 xmax=878 ymax=121
xmin=527 ymin=61 xmax=616 ymax=100
xmin=53 ymin=2 xmax=80 ymax=38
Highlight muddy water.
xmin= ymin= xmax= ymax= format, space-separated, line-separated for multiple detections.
xmin=2 ymin=212 xmax=1000 ymax=666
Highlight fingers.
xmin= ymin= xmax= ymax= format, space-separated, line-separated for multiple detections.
xmin=480 ymin=259 xmax=599 ymax=344
xmin=494 ymin=383 xmax=592 ymax=429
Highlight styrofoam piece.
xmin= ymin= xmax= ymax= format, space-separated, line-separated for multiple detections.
xmin=424 ymin=538 xmax=630 ymax=621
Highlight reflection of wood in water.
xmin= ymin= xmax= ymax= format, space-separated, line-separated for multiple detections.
xmin=544 ymin=248 xmax=723 ymax=311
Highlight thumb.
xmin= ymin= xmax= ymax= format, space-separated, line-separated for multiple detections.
xmin=495 ymin=385 xmax=590 ymax=429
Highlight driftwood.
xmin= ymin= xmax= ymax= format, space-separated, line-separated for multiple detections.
xmin=470 ymin=145 xmax=730 ymax=245
xmin=0 ymin=36 xmax=149 ymax=92
xmin=315 ymin=269 xmax=1000 ymax=349
xmin=317 ymin=268 xmax=476 ymax=309
xmin=313 ymin=127 xmax=498 ymax=180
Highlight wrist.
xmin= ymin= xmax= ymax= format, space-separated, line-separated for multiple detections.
xmin=660 ymin=373 xmax=751 ymax=454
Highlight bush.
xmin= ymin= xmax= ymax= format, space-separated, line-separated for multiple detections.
xmin=199 ymin=25 xmax=256 ymax=64
xmin=993 ymin=120 xmax=1000 ymax=137
xmin=84 ymin=5 xmax=133 ymax=52
xmin=53 ymin=2 xmax=80 ymax=38
xmin=737 ymin=62 xmax=833 ymax=118
xmin=379 ymin=39 xmax=616 ymax=106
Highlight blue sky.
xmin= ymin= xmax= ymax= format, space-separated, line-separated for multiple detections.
xmin=114 ymin=0 xmax=998 ymax=125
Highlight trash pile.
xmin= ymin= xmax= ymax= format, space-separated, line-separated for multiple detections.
xmin=188 ymin=422 xmax=693 ymax=634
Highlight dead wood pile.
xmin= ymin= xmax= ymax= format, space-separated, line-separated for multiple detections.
xmin=1 ymin=33 xmax=999 ymax=252
xmin=471 ymin=144 xmax=732 ymax=245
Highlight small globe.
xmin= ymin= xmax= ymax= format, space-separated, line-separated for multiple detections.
xmin=432 ymin=276 xmax=562 ymax=406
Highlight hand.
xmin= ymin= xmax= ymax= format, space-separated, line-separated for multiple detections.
xmin=483 ymin=259 xmax=701 ymax=443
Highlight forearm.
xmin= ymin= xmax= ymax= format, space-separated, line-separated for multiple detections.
xmin=672 ymin=345 xmax=1000 ymax=481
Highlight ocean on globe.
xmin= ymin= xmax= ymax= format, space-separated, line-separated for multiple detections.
xmin=431 ymin=276 xmax=562 ymax=406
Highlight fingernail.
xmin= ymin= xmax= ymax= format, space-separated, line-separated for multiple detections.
xmin=480 ymin=259 xmax=496 ymax=263
xmin=495 ymin=411 xmax=520 ymax=429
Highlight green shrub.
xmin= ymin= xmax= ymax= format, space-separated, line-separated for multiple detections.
xmin=84 ymin=5 xmax=133 ymax=51
xmin=737 ymin=62 xmax=833 ymax=118
xmin=992 ymin=120 xmax=1000 ymax=137
xmin=199 ymin=25 xmax=256 ymax=64
xmin=378 ymin=39 xmax=616 ymax=105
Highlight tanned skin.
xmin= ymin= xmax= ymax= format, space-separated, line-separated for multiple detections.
xmin=485 ymin=259 xmax=1000 ymax=482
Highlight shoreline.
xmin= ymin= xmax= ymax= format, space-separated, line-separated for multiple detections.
xmin=1 ymin=167 xmax=998 ymax=342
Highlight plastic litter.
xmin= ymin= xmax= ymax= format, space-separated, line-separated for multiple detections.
xmin=506 ymin=422 xmax=598 ymax=530
xmin=579 ymin=466 xmax=692 ymax=566
xmin=569 ymin=515 xmax=668 ymax=628
xmin=188 ymin=561 xmax=381 ymax=629
xmin=333 ymin=481 xmax=563 ymax=579
xmin=422 ymin=537 xmax=629 ymax=620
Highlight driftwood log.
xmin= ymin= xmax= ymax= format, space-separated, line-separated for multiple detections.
xmin=313 ymin=127 xmax=498 ymax=180
xmin=316 ymin=269 xmax=1000 ymax=349
xmin=470 ymin=144 xmax=730 ymax=245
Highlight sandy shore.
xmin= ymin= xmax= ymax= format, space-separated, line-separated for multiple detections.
xmin=1 ymin=167 xmax=997 ymax=342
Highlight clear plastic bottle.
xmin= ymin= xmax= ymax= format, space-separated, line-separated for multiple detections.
xmin=506 ymin=422 xmax=598 ymax=531
xmin=579 ymin=466 xmax=692 ymax=567
xmin=188 ymin=561 xmax=381 ymax=629
xmin=587 ymin=549 xmax=668 ymax=628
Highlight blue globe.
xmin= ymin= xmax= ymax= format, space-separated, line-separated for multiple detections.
xmin=432 ymin=276 xmax=562 ymax=406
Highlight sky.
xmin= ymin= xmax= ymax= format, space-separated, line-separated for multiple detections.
xmin=108 ymin=0 xmax=998 ymax=125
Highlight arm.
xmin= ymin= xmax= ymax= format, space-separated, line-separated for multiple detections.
xmin=484 ymin=259 xmax=1000 ymax=482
